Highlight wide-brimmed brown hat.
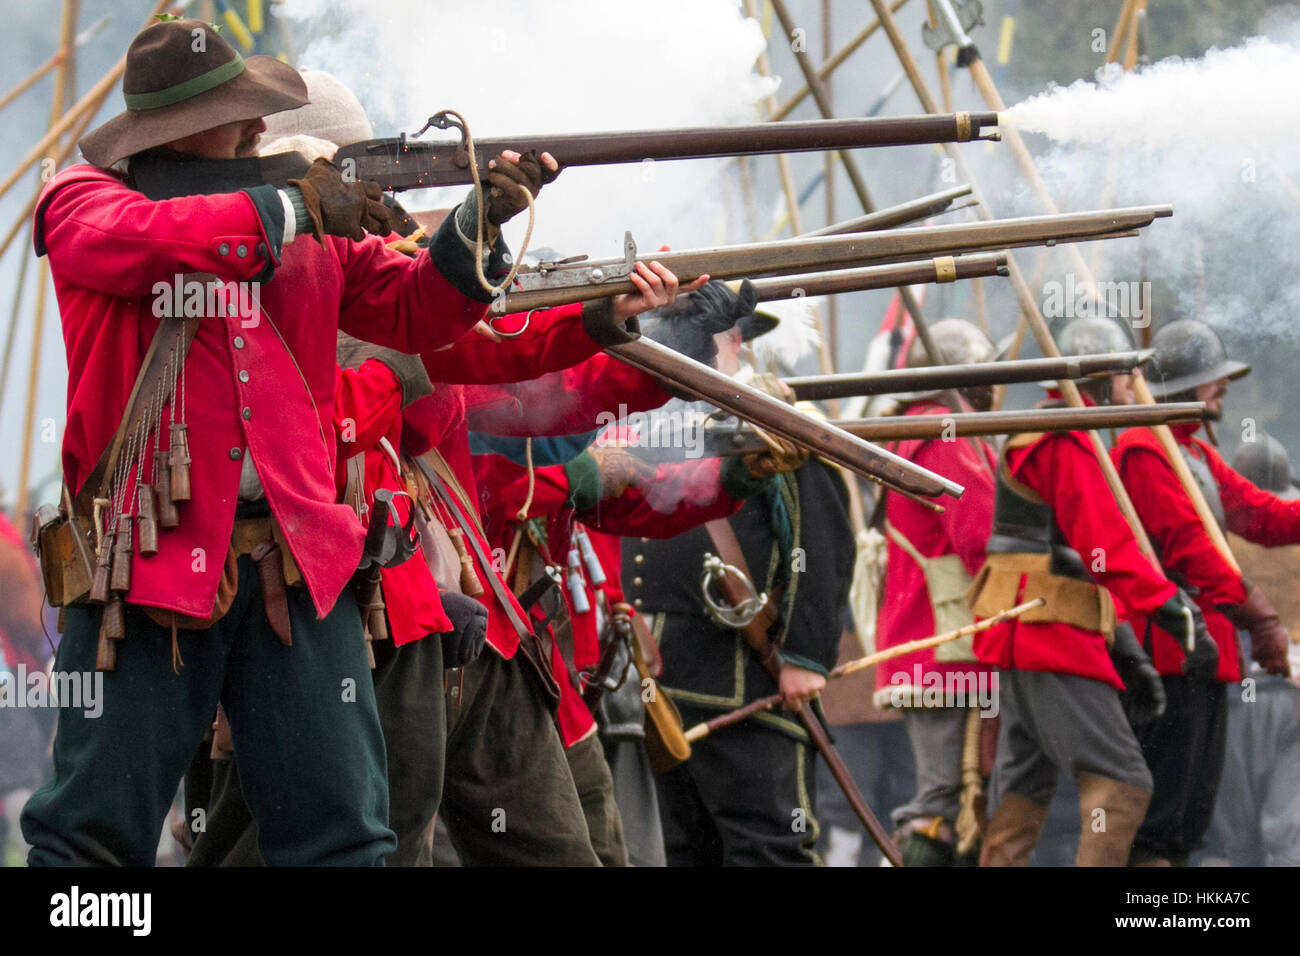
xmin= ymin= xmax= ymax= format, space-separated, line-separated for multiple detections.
xmin=80 ymin=18 xmax=308 ymax=168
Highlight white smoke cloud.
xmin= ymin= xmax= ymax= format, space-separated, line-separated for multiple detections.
xmin=281 ymin=0 xmax=776 ymax=257
xmin=998 ymin=27 xmax=1300 ymax=459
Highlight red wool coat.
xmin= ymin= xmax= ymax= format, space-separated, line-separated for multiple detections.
xmin=474 ymin=433 xmax=751 ymax=746
xmin=1114 ymin=423 xmax=1300 ymax=681
xmin=874 ymin=401 xmax=996 ymax=703
xmin=333 ymin=301 xmax=607 ymax=656
xmin=37 ymin=165 xmax=487 ymax=619
xmin=972 ymin=429 xmax=1176 ymax=688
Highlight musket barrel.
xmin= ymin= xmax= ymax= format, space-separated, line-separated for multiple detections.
xmin=741 ymin=253 xmax=1007 ymax=303
xmin=691 ymin=404 xmax=1204 ymax=458
xmin=336 ymin=113 xmax=1001 ymax=191
xmin=799 ymin=184 xmax=974 ymax=236
xmin=786 ymin=349 xmax=1153 ymax=401
xmin=493 ymin=206 xmax=1172 ymax=313
xmin=832 ymin=403 xmax=1205 ymax=442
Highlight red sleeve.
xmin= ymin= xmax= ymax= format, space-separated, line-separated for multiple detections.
xmin=1011 ymin=432 xmax=1175 ymax=619
xmin=333 ymin=361 xmax=403 ymax=467
xmin=579 ymin=458 xmax=745 ymax=536
xmin=915 ymin=437 xmax=995 ymax=575
xmin=419 ymin=303 xmax=601 ymax=384
xmin=1200 ymin=439 xmax=1300 ymax=546
xmin=38 ymin=172 xmax=278 ymax=294
xmin=464 ymin=351 xmax=670 ymax=437
xmin=478 ymin=457 xmax=576 ymax=524
xmin=335 ymin=234 xmax=487 ymax=355
xmin=1115 ymin=437 xmax=1248 ymax=608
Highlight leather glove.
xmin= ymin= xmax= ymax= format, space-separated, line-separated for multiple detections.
xmin=1110 ymin=621 xmax=1166 ymax=725
xmin=637 ymin=279 xmax=758 ymax=366
xmin=439 ymin=591 xmax=488 ymax=670
xmin=588 ymin=444 xmax=655 ymax=499
xmin=743 ymin=437 xmax=809 ymax=479
xmin=580 ymin=298 xmax=639 ymax=346
xmin=484 ymin=149 xmax=559 ymax=226
xmin=1153 ymin=591 xmax=1217 ymax=681
xmin=1224 ymin=585 xmax=1291 ymax=676
xmin=289 ymin=157 xmax=393 ymax=242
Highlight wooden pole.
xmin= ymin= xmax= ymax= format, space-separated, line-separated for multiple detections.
xmin=769 ymin=0 xmax=952 ymax=388
xmin=683 ymin=598 xmax=1044 ymax=742
xmin=772 ymin=0 xmax=911 ymax=120
xmin=1106 ymin=0 xmax=1136 ymax=66
xmin=868 ymin=0 xmax=1157 ymax=557
xmin=821 ymin=0 xmax=839 ymax=372
xmin=14 ymin=0 xmax=77 ymax=520
xmin=1131 ymin=370 xmax=1241 ymax=574
xmin=0 ymin=50 xmax=64 ymax=118
xmin=0 ymin=0 xmax=173 ymax=204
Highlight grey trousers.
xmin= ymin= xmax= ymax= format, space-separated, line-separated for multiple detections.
xmin=604 ymin=737 xmax=667 ymax=867
xmin=1204 ymin=677 xmax=1300 ymax=866
xmin=892 ymin=707 xmax=969 ymax=831
xmin=988 ymin=670 xmax=1152 ymax=811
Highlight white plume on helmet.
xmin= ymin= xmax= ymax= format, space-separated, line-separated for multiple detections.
xmin=747 ymin=296 xmax=823 ymax=372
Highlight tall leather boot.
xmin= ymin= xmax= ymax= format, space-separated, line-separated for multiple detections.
xmin=1075 ymin=771 xmax=1151 ymax=867
xmin=979 ymin=792 xmax=1049 ymax=866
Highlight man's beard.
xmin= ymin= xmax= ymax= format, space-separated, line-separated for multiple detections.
xmin=235 ymin=133 xmax=261 ymax=158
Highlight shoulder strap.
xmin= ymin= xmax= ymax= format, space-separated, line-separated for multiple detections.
xmin=413 ymin=451 xmax=532 ymax=642
xmin=884 ymin=519 xmax=929 ymax=569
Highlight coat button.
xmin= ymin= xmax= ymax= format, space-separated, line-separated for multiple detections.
xmin=640 ymin=537 xmax=649 ymax=543
xmin=218 ymin=242 xmax=230 ymax=256
xmin=238 ymin=370 xmax=250 ymax=383
xmin=634 ymin=598 xmax=643 ymax=608
xmin=236 ymin=244 xmax=248 ymax=258
xmin=233 ymin=336 xmax=245 ymax=349
xmin=230 ymin=448 xmax=242 ymax=460
xmin=633 ymin=576 xmax=643 ymax=587
xmin=242 ymin=407 xmax=252 ymax=420
xmin=634 ymin=554 xmax=644 ymax=564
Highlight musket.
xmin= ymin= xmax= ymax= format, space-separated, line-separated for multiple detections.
xmin=606 ymin=337 xmax=965 ymax=499
xmin=728 ymin=252 xmax=1008 ymax=304
xmin=333 ymin=112 xmax=1001 ymax=192
xmin=798 ymin=184 xmax=975 ymax=236
xmin=490 ymin=205 xmax=1173 ymax=313
xmin=623 ymin=403 xmax=1206 ymax=463
xmin=682 ymin=599 xmax=1045 ymax=743
xmin=785 ymin=349 xmax=1153 ymax=401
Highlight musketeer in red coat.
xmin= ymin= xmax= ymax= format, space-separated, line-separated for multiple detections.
xmin=1114 ymin=318 xmax=1298 ymax=866
xmin=872 ymin=319 xmax=998 ymax=867
xmin=970 ymin=316 xmax=1209 ymax=866
xmin=22 ymin=19 xmax=553 ymax=867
